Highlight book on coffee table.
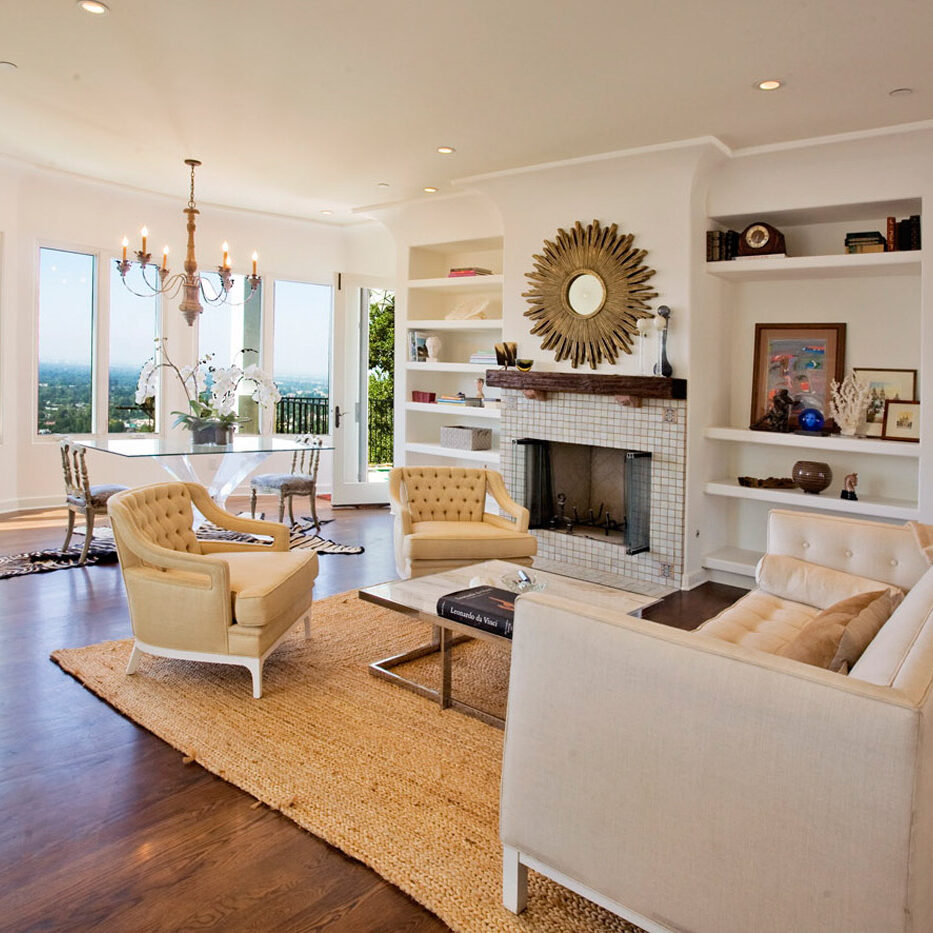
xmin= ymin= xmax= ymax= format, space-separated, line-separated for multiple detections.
xmin=436 ymin=585 xmax=516 ymax=638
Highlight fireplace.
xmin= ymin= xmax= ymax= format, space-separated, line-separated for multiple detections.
xmin=517 ymin=439 xmax=651 ymax=553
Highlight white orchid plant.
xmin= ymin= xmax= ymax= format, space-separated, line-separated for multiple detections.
xmin=136 ymin=338 xmax=281 ymax=432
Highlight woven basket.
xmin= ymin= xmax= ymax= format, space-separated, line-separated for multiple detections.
xmin=440 ymin=425 xmax=492 ymax=450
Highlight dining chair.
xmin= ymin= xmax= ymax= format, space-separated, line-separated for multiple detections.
xmin=60 ymin=439 xmax=128 ymax=565
xmin=249 ymin=436 xmax=323 ymax=528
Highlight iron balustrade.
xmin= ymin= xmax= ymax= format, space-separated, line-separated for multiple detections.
xmin=275 ymin=396 xmax=329 ymax=435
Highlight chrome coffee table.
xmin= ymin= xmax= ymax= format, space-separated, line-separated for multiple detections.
xmin=359 ymin=559 xmax=659 ymax=728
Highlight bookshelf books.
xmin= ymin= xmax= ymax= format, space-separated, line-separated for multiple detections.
xmin=448 ymin=267 xmax=493 ymax=277
xmin=436 ymin=585 xmax=515 ymax=637
xmin=706 ymin=229 xmax=739 ymax=261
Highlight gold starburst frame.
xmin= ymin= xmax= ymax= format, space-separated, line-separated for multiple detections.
xmin=523 ymin=219 xmax=658 ymax=369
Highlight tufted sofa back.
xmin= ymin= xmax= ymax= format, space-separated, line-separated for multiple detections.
xmin=109 ymin=483 xmax=202 ymax=564
xmin=399 ymin=467 xmax=488 ymax=523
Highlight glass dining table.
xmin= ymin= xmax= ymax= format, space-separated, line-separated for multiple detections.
xmin=75 ymin=435 xmax=332 ymax=512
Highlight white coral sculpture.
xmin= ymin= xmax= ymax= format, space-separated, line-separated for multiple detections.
xmin=829 ymin=372 xmax=872 ymax=436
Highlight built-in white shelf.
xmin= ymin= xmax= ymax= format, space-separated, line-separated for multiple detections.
xmin=407 ymin=274 xmax=504 ymax=293
xmin=705 ymin=479 xmax=918 ymax=521
xmin=706 ymin=251 xmax=921 ymax=281
xmin=405 ymin=361 xmax=491 ymax=374
xmin=404 ymin=442 xmax=501 ymax=465
xmin=701 ymin=547 xmax=763 ymax=578
xmin=406 ymin=318 xmax=503 ymax=331
xmin=406 ymin=402 xmax=501 ymax=419
xmin=704 ymin=426 xmax=921 ymax=458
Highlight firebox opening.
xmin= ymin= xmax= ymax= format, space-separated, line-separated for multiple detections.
xmin=517 ymin=438 xmax=651 ymax=554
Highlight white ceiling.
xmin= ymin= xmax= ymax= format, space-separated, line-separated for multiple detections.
xmin=0 ymin=0 xmax=930 ymax=224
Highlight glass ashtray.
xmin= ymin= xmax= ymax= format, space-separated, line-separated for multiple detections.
xmin=500 ymin=571 xmax=546 ymax=594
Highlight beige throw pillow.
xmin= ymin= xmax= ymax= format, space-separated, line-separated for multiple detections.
xmin=778 ymin=589 xmax=902 ymax=672
xmin=907 ymin=521 xmax=933 ymax=566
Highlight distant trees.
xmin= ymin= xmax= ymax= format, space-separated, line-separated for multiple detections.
xmin=367 ymin=290 xmax=395 ymax=466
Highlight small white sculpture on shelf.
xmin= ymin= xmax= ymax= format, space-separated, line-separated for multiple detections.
xmin=425 ymin=335 xmax=442 ymax=363
xmin=829 ymin=372 xmax=872 ymax=436
xmin=445 ymin=298 xmax=490 ymax=320
xmin=636 ymin=316 xmax=653 ymax=376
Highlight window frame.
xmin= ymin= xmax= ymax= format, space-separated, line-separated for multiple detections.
xmin=34 ymin=240 xmax=101 ymax=440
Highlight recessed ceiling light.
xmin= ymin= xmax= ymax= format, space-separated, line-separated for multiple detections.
xmin=436 ymin=146 xmax=455 ymax=154
xmin=377 ymin=182 xmax=390 ymax=188
xmin=423 ymin=186 xmax=438 ymax=193
xmin=889 ymin=87 xmax=914 ymax=97
xmin=757 ymin=79 xmax=782 ymax=91
xmin=0 ymin=61 xmax=17 ymax=72
xmin=320 ymin=209 xmax=333 ymax=215
xmin=78 ymin=0 xmax=110 ymax=13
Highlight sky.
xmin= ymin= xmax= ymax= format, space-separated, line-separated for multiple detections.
xmin=38 ymin=248 xmax=333 ymax=382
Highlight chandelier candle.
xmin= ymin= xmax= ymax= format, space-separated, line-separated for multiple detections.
xmin=116 ymin=159 xmax=261 ymax=326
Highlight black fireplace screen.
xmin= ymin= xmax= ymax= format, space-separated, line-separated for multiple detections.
xmin=517 ymin=438 xmax=651 ymax=554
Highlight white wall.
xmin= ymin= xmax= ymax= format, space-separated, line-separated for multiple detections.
xmin=0 ymin=158 xmax=394 ymax=511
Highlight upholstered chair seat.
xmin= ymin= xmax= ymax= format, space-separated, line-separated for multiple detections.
xmin=60 ymin=440 xmax=128 ymax=565
xmin=108 ymin=481 xmax=318 ymax=697
xmin=250 ymin=473 xmax=315 ymax=493
xmin=390 ymin=466 xmax=536 ymax=579
xmin=66 ymin=484 xmax=128 ymax=508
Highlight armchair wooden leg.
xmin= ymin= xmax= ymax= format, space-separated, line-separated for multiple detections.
xmin=303 ymin=611 xmax=311 ymax=639
xmin=277 ymin=495 xmax=285 ymax=525
xmin=78 ymin=510 xmax=95 ymax=565
xmin=126 ymin=642 xmax=143 ymax=675
xmin=250 ymin=487 xmax=258 ymax=519
xmin=62 ymin=509 xmax=76 ymax=553
xmin=246 ymin=658 xmax=263 ymax=698
xmin=502 ymin=845 xmax=528 ymax=914
xmin=310 ymin=493 xmax=320 ymax=530
xmin=287 ymin=495 xmax=296 ymax=526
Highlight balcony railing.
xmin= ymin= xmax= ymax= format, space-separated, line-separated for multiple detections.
xmin=276 ymin=393 xmax=395 ymax=467
xmin=275 ymin=396 xmax=329 ymax=435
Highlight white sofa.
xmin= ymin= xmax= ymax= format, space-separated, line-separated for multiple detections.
xmin=500 ymin=509 xmax=933 ymax=933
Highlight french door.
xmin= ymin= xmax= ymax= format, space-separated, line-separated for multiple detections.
xmin=330 ymin=274 xmax=394 ymax=505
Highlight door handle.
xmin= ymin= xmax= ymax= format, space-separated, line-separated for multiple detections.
xmin=334 ymin=405 xmax=342 ymax=428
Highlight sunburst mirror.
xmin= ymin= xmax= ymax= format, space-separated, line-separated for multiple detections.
xmin=522 ymin=219 xmax=658 ymax=369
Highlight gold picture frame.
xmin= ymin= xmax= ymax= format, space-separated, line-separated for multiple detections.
xmin=522 ymin=219 xmax=657 ymax=370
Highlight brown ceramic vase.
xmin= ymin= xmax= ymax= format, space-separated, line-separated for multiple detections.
xmin=792 ymin=460 xmax=833 ymax=494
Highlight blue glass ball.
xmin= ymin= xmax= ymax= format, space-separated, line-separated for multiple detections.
xmin=797 ymin=408 xmax=825 ymax=432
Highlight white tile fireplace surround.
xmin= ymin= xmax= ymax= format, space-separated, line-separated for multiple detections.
xmin=498 ymin=389 xmax=687 ymax=588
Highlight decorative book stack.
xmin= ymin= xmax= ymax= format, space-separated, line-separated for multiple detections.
xmin=448 ymin=267 xmax=493 ymax=277
xmin=705 ymin=229 xmax=739 ymax=261
xmin=885 ymin=215 xmax=922 ymax=252
xmin=844 ymin=231 xmax=886 ymax=253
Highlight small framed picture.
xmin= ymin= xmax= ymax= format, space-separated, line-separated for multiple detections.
xmin=881 ymin=399 xmax=920 ymax=442
xmin=852 ymin=368 xmax=918 ymax=437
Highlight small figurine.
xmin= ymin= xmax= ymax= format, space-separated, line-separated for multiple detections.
xmin=751 ymin=388 xmax=794 ymax=433
xmin=425 ymin=335 xmax=442 ymax=363
xmin=475 ymin=377 xmax=485 ymax=400
xmin=841 ymin=472 xmax=858 ymax=501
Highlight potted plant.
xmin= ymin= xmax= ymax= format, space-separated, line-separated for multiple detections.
xmin=136 ymin=340 xmax=281 ymax=444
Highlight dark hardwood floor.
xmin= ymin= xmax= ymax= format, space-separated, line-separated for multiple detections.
xmin=0 ymin=498 xmax=743 ymax=932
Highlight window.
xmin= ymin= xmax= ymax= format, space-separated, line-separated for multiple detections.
xmin=273 ymin=280 xmax=332 ymax=434
xmin=198 ymin=273 xmax=263 ymax=432
xmin=37 ymin=247 xmax=96 ymax=434
xmin=108 ymin=262 xmax=160 ymax=433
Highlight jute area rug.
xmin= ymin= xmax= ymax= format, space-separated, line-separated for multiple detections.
xmin=52 ymin=592 xmax=642 ymax=933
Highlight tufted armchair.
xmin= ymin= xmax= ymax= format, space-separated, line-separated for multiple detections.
xmin=389 ymin=466 xmax=536 ymax=579
xmin=108 ymin=482 xmax=318 ymax=698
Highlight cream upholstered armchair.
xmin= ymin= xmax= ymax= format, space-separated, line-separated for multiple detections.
xmin=389 ymin=466 xmax=536 ymax=579
xmin=108 ymin=482 xmax=318 ymax=698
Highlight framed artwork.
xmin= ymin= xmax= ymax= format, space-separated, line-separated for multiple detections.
xmin=881 ymin=399 xmax=920 ymax=442
xmin=750 ymin=323 xmax=846 ymax=429
xmin=852 ymin=368 xmax=918 ymax=437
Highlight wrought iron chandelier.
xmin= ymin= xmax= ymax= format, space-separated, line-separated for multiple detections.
xmin=117 ymin=159 xmax=261 ymax=326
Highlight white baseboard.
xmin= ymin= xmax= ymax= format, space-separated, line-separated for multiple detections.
xmin=0 ymin=495 xmax=64 ymax=515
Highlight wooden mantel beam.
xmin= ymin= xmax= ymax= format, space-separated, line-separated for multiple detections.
xmin=485 ymin=370 xmax=687 ymax=400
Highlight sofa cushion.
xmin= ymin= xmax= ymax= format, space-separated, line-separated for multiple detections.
xmin=695 ymin=589 xmax=820 ymax=654
xmin=756 ymin=553 xmax=903 ymax=610
xmin=208 ymin=550 xmax=318 ymax=626
xmin=850 ymin=564 xmax=933 ymax=696
xmin=404 ymin=521 xmax=537 ymax=561
xmin=777 ymin=589 xmax=901 ymax=672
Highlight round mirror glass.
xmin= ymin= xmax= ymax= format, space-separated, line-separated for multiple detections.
xmin=566 ymin=272 xmax=606 ymax=317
